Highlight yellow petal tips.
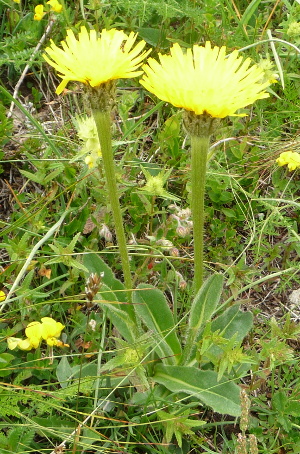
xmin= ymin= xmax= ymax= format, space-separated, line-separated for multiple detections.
xmin=43 ymin=26 xmax=150 ymax=94
xmin=140 ymin=42 xmax=272 ymax=118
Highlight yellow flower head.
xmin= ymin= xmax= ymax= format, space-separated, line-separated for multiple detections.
xmin=13 ymin=0 xmax=21 ymax=3
xmin=34 ymin=4 xmax=45 ymax=21
xmin=0 ymin=290 xmax=6 ymax=302
xmin=43 ymin=26 xmax=150 ymax=94
xmin=276 ymin=151 xmax=300 ymax=171
xmin=140 ymin=42 xmax=272 ymax=118
xmin=47 ymin=0 xmax=63 ymax=13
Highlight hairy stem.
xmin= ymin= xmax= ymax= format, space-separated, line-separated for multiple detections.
xmin=191 ymin=134 xmax=210 ymax=293
xmin=92 ymin=108 xmax=133 ymax=306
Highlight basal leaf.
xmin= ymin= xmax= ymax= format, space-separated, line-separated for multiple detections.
xmin=134 ymin=284 xmax=181 ymax=365
xmin=181 ymin=274 xmax=223 ymax=364
xmin=211 ymin=305 xmax=253 ymax=343
xmin=153 ymin=365 xmax=241 ymax=416
xmin=98 ymin=283 xmax=137 ymax=342
xmin=83 ymin=253 xmax=136 ymax=322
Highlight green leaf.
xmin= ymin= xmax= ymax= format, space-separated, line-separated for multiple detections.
xmin=181 ymin=274 xmax=223 ymax=364
xmin=0 ymin=353 xmax=16 ymax=377
xmin=133 ymin=284 xmax=181 ymax=365
xmin=240 ymin=0 xmax=263 ymax=26
xmin=137 ymin=27 xmax=168 ymax=47
xmin=98 ymin=283 xmax=137 ymax=342
xmin=56 ymin=356 xmax=73 ymax=389
xmin=43 ymin=165 xmax=64 ymax=184
xmin=272 ymin=390 xmax=287 ymax=412
xmin=203 ymin=306 xmax=253 ymax=368
xmin=19 ymin=169 xmax=45 ymax=184
xmin=211 ymin=305 xmax=253 ymax=343
xmin=286 ymin=401 xmax=300 ymax=417
xmin=222 ymin=208 xmax=236 ymax=218
xmin=0 ymin=353 xmax=15 ymax=366
xmin=158 ymin=408 xmax=206 ymax=447
xmin=153 ymin=365 xmax=241 ymax=416
xmin=83 ymin=253 xmax=136 ymax=323
xmin=83 ymin=253 xmax=126 ymax=301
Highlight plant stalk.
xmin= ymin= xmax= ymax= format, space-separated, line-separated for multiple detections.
xmin=92 ymin=108 xmax=133 ymax=297
xmin=191 ymin=134 xmax=210 ymax=293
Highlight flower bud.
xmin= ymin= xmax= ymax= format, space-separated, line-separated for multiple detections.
xmin=176 ymin=225 xmax=188 ymax=237
xmin=99 ymin=224 xmax=113 ymax=242
xmin=85 ymin=272 xmax=104 ymax=302
xmin=170 ymin=247 xmax=179 ymax=257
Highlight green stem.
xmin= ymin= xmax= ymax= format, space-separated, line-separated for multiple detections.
xmin=92 ymin=310 xmax=106 ymax=426
xmin=92 ymin=108 xmax=133 ymax=297
xmin=191 ymin=134 xmax=210 ymax=293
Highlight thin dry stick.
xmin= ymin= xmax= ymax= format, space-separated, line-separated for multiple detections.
xmin=261 ymin=0 xmax=281 ymax=37
xmin=7 ymin=19 xmax=55 ymax=118
xmin=229 ymin=0 xmax=247 ymax=36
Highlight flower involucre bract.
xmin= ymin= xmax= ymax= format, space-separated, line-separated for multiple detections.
xmin=43 ymin=26 xmax=150 ymax=94
xmin=140 ymin=42 xmax=272 ymax=118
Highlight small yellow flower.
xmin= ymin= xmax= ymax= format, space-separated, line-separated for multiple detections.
xmin=85 ymin=153 xmax=101 ymax=169
xmin=140 ymin=42 xmax=272 ymax=118
xmin=7 ymin=333 xmax=41 ymax=351
xmin=25 ymin=321 xmax=43 ymax=348
xmin=34 ymin=4 xmax=45 ymax=21
xmin=43 ymin=26 xmax=150 ymax=94
xmin=18 ymin=338 xmax=34 ymax=350
xmin=257 ymin=57 xmax=278 ymax=84
xmin=7 ymin=317 xmax=67 ymax=351
xmin=26 ymin=259 xmax=38 ymax=271
xmin=0 ymin=290 xmax=6 ymax=302
xmin=47 ymin=0 xmax=63 ymax=13
xmin=7 ymin=337 xmax=22 ymax=350
xmin=276 ymin=151 xmax=300 ymax=171
xmin=13 ymin=0 xmax=21 ymax=3
xmin=40 ymin=317 xmax=65 ymax=344
xmin=74 ymin=115 xmax=102 ymax=168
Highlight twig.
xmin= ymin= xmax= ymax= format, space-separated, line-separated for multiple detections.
xmin=7 ymin=19 xmax=55 ymax=118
